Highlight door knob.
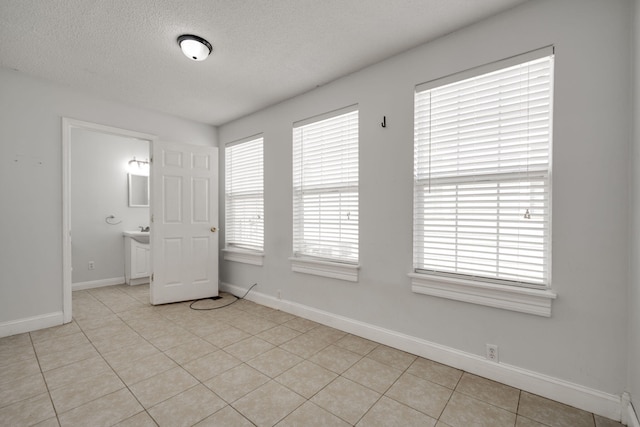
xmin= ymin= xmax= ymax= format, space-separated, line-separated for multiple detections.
xmin=210 ymin=227 xmax=217 ymax=232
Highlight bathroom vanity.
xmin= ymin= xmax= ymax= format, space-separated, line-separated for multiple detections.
xmin=123 ymin=231 xmax=150 ymax=285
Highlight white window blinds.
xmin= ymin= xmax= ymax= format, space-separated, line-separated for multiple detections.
xmin=225 ymin=136 xmax=264 ymax=251
xmin=293 ymin=107 xmax=359 ymax=264
xmin=414 ymin=48 xmax=553 ymax=287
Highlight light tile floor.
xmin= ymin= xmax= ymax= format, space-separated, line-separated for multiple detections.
xmin=0 ymin=284 xmax=624 ymax=427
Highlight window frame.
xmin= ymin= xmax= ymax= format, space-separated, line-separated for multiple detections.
xmin=223 ymin=134 xmax=265 ymax=266
xmin=410 ymin=47 xmax=557 ymax=316
xmin=291 ymin=105 xmax=360 ymax=281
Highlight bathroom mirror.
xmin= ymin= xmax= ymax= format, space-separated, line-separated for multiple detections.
xmin=128 ymin=173 xmax=149 ymax=207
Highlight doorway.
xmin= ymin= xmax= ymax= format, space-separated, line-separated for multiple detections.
xmin=62 ymin=118 xmax=156 ymax=323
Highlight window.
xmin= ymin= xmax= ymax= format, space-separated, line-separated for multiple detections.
xmin=411 ymin=48 xmax=556 ymax=316
xmin=224 ymin=136 xmax=264 ymax=265
xmin=291 ymin=106 xmax=359 ymax=280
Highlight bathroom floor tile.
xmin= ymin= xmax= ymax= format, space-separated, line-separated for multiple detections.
xmin=0 ymin=340 xmax=36 ymax=368
xmin=406 ymin=357 xmax=463 ymax=389
xmin=146 ymin=330 xmax=198 ymax=351
xmin=223 ymin=336 xmax=275 ymax=362
xmin=518 ymin=392 xmax=595 ymax=427
xmin=204 ymin=364 xmax=270 ymax=403
xmin=43 ymin=356 xmax=113 ymax=391
xmin=33 ymin=332 xmax=90 ymax=356
xmin=113 ymin=352 xmax=177 ymax=386
xmin=232 ymin=314 xmax=278 ymax=335
xmin=275 ymin=360 xmax=338 ymax=398
xmin=384 ymin=373 xmax=452 ymax=419
xmin=594 ymin=414 xmax=624 ymax=427
xmin=30 ymin=321 xmax=81 ymax=344
xmin=57 ymin=388 xmax=142 ymax=427
xmin=202 ymin=325 xmax=251 ymax=348
xmin=256 ymin=325 xmax=301 ymax=346
xmin=455 ymin=372 xmax=520 ymax=412
xmin=516 ymin=415 xmax=549 ymax=427
xmin=310 ymin=377 xmax=380 ymax=425
xmin=357 ymin=396 xmax=438 ymax=427
xmin=148 ymin=384 xmax=226 ymax=426
xmin=309 ymin=344 xmax=362 ymax=374
xmin=0 ymin=392 xmax=56 ymax=427
xmin=0 ymin=332 xmax=31 ymax=350
xmin=163 ymin=337 xmax=218 ymax=365
xmin=183 ymin=350 xmax=242 ymax=382
xmin=277 ymin=401 xmax=351 ymax=427
xmin=367 ymin=345 xmax=416 ymax=371
xmin=114 ymin=411 xmax=158 ymax=427
xmin=279 ymin=333 xmax=331 ymax=359
xmin=283 ymin=317 xmax=320 ymax=333
xmin=233 ymin=380 xmax=306 ymax=426
xmin=439 ymin=392 xmax=516 ymax=427
xmin=0 ymin=355 xmax=41 ymax=384
xmin=334 ymin=334 xmax=378 ymax=356
xmin=343 ymin=357 xmax=402 ymax=394
xmin=195 ymin=405 xmax=254 ymax=426
xmin=37 ymin=342 xmax=100 ymax=372
xmin=129 ymin=366 xmax=199 ymax=408
xmin=50 ymin=371 xmax=124 ymax=413
xmin=0 ymin=285 xmax=619 ymax=427
xmin=100 ymin=341 xmax=159 ymax=371
xmin=0 ymin=372 xmax=48 ymax=408
xmin=246 ymin=347 xmax=303 ymax=378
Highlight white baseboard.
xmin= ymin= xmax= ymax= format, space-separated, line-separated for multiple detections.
xmin=0 ymin=311 xmax=64 ymax=338
xmin=72 ymin=276 xmax=125 ymax=291
xmin=221 ymin=282 xmax=622 ymax=422
xmin=623 ymin=394 xmax=640 ymax=427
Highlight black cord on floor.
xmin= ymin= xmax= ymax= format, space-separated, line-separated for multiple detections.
xmin=189 ymin=283 xmax=258 ymax=310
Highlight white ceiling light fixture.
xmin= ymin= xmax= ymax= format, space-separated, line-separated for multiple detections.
xmin=177 ymin=34 xmax=213 ymax=61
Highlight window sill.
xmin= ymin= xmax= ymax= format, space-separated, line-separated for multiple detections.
xmin=289 ymin=257 xmax=359 ymax=282
xmin=408 ymin=272 xmax=557 ymax=317
xmin=223 ymin=248 xmax=264 ymax=266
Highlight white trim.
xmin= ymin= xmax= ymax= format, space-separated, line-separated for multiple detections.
xmin=72 ymin=277 xmax=125 ymax=291
xmin=293 ymin=104 xmax=358 ymax=128
xmin=416 ymin=45 xmax=554 ymax=92
xmin=622 ymin=393 xmax=640 ymax=427
xmin=289 ymin=257 xmax=359 ymax=282
xmin=0 ymin=312 xmax=63 ymax=338
xmin=223 ymin=248 xmax=264 ymax=266
xmin=220 ymin=281 xmax=620 ymax=421
xmin=62 ymin=118 xmax=157 ymax=324
xmin=409 ymin=272 xmax=557 ymax=317
xmin=629 ymin=403 xmax=640 ymax=427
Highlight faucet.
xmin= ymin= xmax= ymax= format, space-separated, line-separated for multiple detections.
xmin=139 ymin=226 xmax=150 ymax=232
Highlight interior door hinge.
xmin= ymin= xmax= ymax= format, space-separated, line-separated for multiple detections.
xmin=151 ymin=273 xmax=154 ymax=282
xmin=151 ymin=214 xmax=154 ymax=223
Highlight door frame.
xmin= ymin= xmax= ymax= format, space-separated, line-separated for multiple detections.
xmin=61 ymin=118 xmax=157 ymax=323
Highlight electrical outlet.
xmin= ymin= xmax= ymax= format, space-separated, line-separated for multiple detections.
xmin=277 ymin=289 xmax=282 ymax=300
xmin=88 ymin=261 xmax=95 ymax=270
xmin=486 ymin=344 xmax=499 ymax=362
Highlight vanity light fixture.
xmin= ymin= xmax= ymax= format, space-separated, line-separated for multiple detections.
xmin=177 ymin=34 xmax=213 ymax=61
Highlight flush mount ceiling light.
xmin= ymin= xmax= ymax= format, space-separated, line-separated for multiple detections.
xmin=177 ymin=34 xmax=212 ymax=61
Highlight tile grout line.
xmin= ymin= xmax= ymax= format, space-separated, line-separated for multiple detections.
xmin=27 ymin=329 xmax=61 ymax=426
xmin=75 ymin=288 xmax=161 ymax=426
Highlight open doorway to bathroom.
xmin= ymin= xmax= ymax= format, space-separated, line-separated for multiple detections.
xmin=62 ymin=119 xmax=156 ymax=323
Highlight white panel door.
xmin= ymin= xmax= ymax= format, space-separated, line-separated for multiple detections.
xmin=150 ymin=141 xmax=218 ymax=305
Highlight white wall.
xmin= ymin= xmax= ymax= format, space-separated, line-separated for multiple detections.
xmin=219 ymin=0 xmax=631 ymax=397
xmin=0 ymin=68 xmax=217 ymax=324
xmin=630 ymin=0 xmax=640 ymax=416
xmin=71 ymin=128 xmax=149 ymax=285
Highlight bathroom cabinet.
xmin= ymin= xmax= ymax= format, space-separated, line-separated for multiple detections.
xmin=124 ymin=236 xmax=150 ymax=285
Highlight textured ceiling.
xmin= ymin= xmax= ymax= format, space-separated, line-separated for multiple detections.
xmin=0 ymin=0 xmax=528 ymax=126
